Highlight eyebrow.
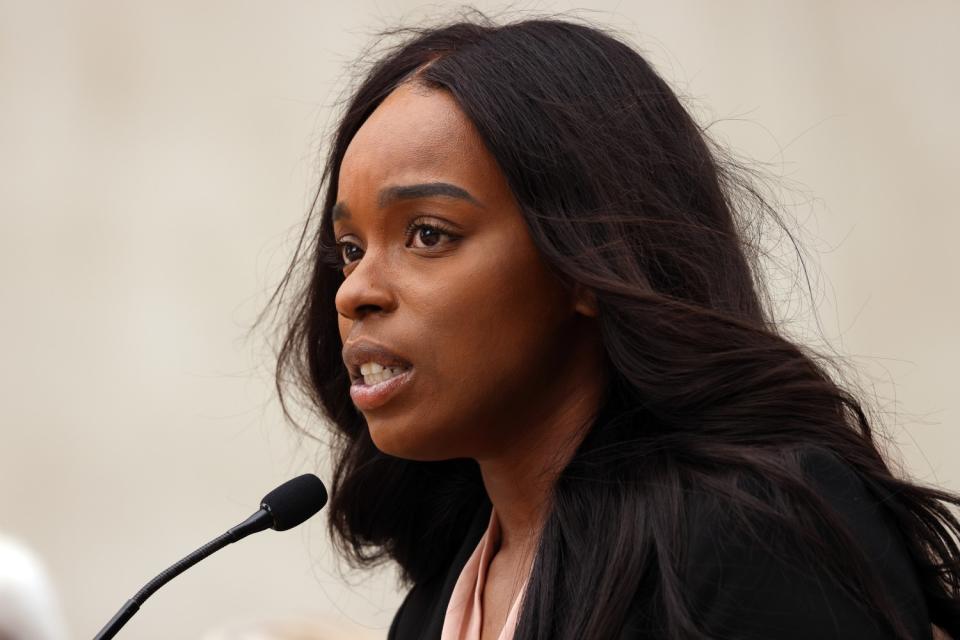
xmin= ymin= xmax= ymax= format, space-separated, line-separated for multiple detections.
xmin=332 ymin=182 xmax=483 ymax=222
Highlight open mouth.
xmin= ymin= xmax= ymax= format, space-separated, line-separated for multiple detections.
xmin=348 ymin=366 xmax=415 ymax=411
xmin=352 ymin=363 xmax=413 ymax=387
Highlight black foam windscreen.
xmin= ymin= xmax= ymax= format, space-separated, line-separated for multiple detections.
xmin=259 ymin=473 xmax=328 ymax=531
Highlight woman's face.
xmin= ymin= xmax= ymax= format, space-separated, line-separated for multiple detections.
xmin=334 ymin=81 xmax=601 ymax=462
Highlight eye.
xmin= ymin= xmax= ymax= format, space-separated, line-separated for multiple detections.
xmin=331 ymin=218 xmax=459 ymax=270
xmin=405 ymin=220 xmax=457 ymax=250
xmin=335 ymin=240 xmax=363 ymax=266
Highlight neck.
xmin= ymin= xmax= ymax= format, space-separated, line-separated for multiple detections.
xmin=476 ymin=368 xmax=606 ymax=556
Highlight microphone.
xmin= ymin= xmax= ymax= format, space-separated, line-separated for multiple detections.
xmin=93 ymin=474 xmax=328 ymax=640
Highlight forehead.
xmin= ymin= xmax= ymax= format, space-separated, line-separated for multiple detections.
xmin=338 ymin=82 xmax=501 ymax=195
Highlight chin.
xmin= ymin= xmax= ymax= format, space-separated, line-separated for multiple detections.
xmin=366 ymin=418 xmax=460 ymax=462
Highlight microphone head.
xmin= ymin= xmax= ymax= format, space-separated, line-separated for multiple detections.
xmin=260 ymin=474 xmax=328 ymax=531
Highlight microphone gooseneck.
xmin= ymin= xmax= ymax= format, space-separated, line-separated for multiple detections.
xmin=93 ymin=473 xmax=328 ymax=640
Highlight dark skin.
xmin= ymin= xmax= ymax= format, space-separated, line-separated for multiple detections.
xmin=333 ymin=80 xmax=607 ymax=640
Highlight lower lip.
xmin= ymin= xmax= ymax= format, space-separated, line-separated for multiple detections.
xmin=349 ymin=368 xmax=414 ymax=411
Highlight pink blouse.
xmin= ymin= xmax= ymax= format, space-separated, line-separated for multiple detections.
xmin=440 ymin=507 xmax=531 ymax=640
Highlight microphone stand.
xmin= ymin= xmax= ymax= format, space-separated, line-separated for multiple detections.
xmin=93 ymin=509 xmax=272 ymax=640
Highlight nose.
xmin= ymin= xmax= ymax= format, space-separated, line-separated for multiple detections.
xmin=334 ymin=247 xmax=398 ymax=321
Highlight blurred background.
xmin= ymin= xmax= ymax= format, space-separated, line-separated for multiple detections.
xmin=1 ymin=1 xmax=957 ymax=638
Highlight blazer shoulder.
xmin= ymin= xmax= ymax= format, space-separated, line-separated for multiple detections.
xmin=679 ymin=446 xmax=931 ymax=639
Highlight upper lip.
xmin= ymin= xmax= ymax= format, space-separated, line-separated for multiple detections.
xmin=342 ymin=338 xmax=413 ymax=382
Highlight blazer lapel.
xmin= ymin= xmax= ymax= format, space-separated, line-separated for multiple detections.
xmin=420 ymin=498 xmax=493 ymax=639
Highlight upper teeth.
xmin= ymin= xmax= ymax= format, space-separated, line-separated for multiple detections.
xmin=359 ymin=362 xmax=408 ymax=375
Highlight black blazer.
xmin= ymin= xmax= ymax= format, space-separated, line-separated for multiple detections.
xmin=388 ymin=448 xmax=932 ymax=639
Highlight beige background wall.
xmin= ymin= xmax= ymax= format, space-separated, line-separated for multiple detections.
xmin=1 ymin=1 xmax=957 ymax=638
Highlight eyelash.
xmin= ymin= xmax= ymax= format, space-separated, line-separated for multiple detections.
xmin=327 ymin=219 xmax=458 ymax=269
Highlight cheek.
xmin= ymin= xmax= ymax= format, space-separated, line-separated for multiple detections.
xmin=360 ymin=223 xmax=573 ymax=460
xmin=416 ymin=228 xmax=571 ymax=407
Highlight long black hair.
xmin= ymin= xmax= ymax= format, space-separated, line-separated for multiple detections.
xmin=262 ymin=9 xmax=960 ymax=639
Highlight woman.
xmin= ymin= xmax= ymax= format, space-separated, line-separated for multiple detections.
xmin=264 ymin=12 xmax=960 ymax=640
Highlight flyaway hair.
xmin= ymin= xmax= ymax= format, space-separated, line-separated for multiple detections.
xmin=261 ymin=9 xmax=960 ymax=639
